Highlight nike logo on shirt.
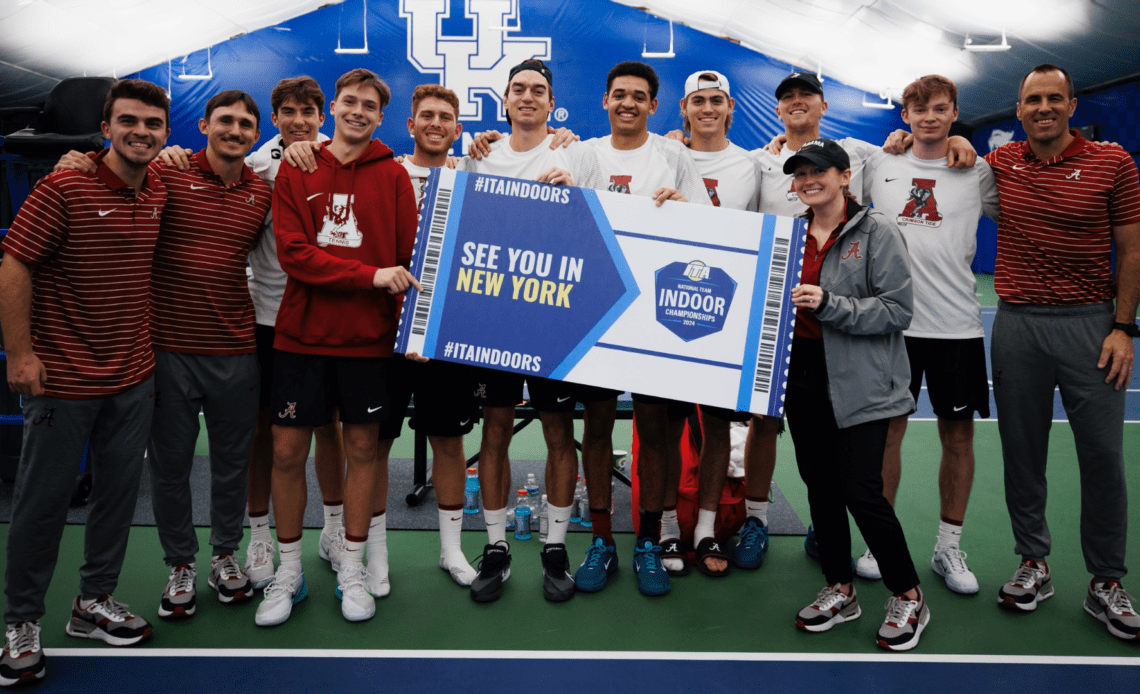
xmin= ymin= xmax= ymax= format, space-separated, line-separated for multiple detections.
xmin=459 ymin=419 xmax=471 ymax=426
xmin=556 ymin=396 xmax=571 ymax=403
xmin=98 ymin=209 xmax=113 ymax=216
xmin=307 ymin=193 xmax=323 ymax=200
xmin=190 ymin=184 xmax=209 ymax=190
xmin=953 ymin=405 xmax=968 ymax=412
xmin=885 ymin=177 xmax=898 ymax=182
xmin=367 ymin=406 xmax=384 ymax=413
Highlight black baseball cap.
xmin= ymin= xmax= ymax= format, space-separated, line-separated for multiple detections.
xmin=782 ymin=138 xmax=850 ymax=174
xmin=776 ymin=71 xmax=823 ymax=99
xmin=508 ymin=59 xmax=553 ymax=88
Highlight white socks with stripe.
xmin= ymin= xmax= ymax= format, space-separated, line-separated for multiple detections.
xmin=745 ymin=499 xmax=769 ymax=525
xmin=248 ymin=508 xmax=272 ymax=546
xmin=660 ymin=508 xmax=681 ymax=541
xmin=545 ymin=503 xmax=573 ymax=545
xmin=439 ymin=507 xmax=477 ymax=586
xmin=323 ymin=503 xmax=344 ymax=534
xmin=278 ymin=539 xmax=302 ymax=571
xmin=936 ymin=520 xmax=963 ymax=549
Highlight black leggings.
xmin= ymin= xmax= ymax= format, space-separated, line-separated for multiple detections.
xmin=785 ymin=338 xmax=919 ymax=595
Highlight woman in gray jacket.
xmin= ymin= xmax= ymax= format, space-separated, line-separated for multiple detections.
xmin=783 ymin=139 xmax=928 ymax=651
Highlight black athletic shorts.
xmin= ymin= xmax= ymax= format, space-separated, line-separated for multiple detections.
xmin=528 ymin=376 xmax=621 ymax=413
xmin=405 ymin=359 xmax=480 ymax=438
xmin=631 ymin=393 xmax=695 ymax=422
xmin=905 ymin=336 xmax=990 ymax=420
xmin=255 ymin=323 xmax=276 ymax=409
xmin=469 ymin=366 xmax=525 ymax=408
xmin=270 ymin=351 xmax=412 ymax=437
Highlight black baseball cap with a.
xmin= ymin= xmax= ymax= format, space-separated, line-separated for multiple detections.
xmin=776 ymin=71 xmax=823 ymax=99
xmin=782 ymin=138 xmax=850 ymax=174
xmin=508 ymin=59 xmax=553 ymax=88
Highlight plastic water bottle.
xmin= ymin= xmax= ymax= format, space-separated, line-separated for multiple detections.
xmin=463 ymin=467 xmax=480 ymax=514
xmin=513 ymin=489 xmax=532 ymax=540
xmin=610 ymin=477 xmax=615 ymax=515
xmin=525 ymin=473 xmax=540 ymax=515
xmin=580 ymin=484 xmax=592 ymax=529
xmin=571 ymin=475 xmax=584 ymax=523
xmin=538 ymin=494 xmax=549 ymax=542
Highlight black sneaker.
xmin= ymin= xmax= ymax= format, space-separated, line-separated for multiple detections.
xmin=541 ymin=543 xmax=576 ymax=603
xmin=470 ymin=542 xmax=511 ymax=603
xmin=0 ymin=622 xmax=45 ymax=687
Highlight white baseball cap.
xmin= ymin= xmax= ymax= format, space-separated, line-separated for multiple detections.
xmin=684 ymin=70 xmax=731 ymax=98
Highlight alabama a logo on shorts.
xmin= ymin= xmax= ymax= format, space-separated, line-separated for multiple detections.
xmin=401 ymin=0 xmax=551 ymax=122
xmin=317 ymin=194 xmax=363 ymax=248
xmin=703 ymin=178 xmax=721 ymax=207
xmin=896 ymin=178 xmax=943 ymax=228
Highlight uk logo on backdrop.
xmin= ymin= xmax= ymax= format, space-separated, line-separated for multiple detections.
xmin=402 ymin=0 xmax=551 ymax=130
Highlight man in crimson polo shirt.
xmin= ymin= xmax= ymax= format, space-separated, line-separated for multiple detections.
xmin=986 ymin=64 xmax=1140 ymax=641
xmin=55 ymin=90 xmax=274 ymax=619
xmin=0 ymin=79 xmax=170 ymax=685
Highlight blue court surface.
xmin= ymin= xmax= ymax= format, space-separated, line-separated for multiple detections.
xmin=39 ymin=649 xmax=1140 ymax=694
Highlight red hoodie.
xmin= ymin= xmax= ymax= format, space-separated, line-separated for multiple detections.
xmin=272 ymin=139 xmax=417 ymax=357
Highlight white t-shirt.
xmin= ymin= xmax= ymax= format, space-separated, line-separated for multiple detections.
xmin=245 ymin=132 xmax=330 ymax=327
xmin=752 ymin=136 xmax=879 ymax=217
xmin=864 ymin=150 xmax=1000 ymax=339
xmin=688 ymin=142 xmax=762 ymax=212
xmin=582 ymin=133 xmax=711 ymax=204
xmin=400 ymin=158 xmax=432 ymax=208
xmin=460 ymin=134 xmax=603 ymax=189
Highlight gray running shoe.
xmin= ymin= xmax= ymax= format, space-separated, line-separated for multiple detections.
xmin=65 ymin=595 xmax=152 ymax=646
xmin=796 ymin=584 xmax=861 ymax=633
xmin=997 ymin=560 xmax=1052 ymax=612
xmin=0 ymin=621 xmax=45 ymax=687
xmin=210 ymin=554 xmax=253 ymax=604
xmin=1084 ymin=580 xmax=1140 ymax=641
xmin=877 ymin=591 xmax=930 ymax=652
xmin=157 ymin=563 xmax=196 ymax=619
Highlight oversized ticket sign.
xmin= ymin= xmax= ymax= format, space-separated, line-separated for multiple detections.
xmin=396 ymin=168 xmax=805 ymax=417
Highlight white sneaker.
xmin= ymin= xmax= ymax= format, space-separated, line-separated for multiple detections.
xmin=855 ymin=549 xmax=882 ymax=580
xmin=366 ymin=559 xmax=391 ymax=598
xmin=319 ymin=527 xmax=346 ymax=572
xmin=244 ymin=538 xmax=275 ymax=590
xmin=931 ymin=544 xmax=979 ymax=594
xmin=336 ymin=564 xmax=375 ymax=622
xmin=254 ymin=566 xmax=307 ymax=627
xmin=440 ymin=554 xmax=478 ymax=587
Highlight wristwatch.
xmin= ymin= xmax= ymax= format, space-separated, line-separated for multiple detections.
xmin=1112 ymin=321 xmax=1140 ymax=337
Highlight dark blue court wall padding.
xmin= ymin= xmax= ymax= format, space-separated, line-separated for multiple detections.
xmin=125 ymin=0 xmax=907 ymax=156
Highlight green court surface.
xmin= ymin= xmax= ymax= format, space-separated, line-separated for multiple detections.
xmin=14 ymin=419 xmax=1140 ymax=659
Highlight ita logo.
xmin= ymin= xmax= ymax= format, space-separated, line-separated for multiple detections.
xmin=655 ymin=261 xmax=737 ymax=341
xmin=401 ymin=0 xmax=551 ymax=122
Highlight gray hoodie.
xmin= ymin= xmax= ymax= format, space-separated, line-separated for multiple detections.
xmin=811 ymin=204 xmax=915 ymax=428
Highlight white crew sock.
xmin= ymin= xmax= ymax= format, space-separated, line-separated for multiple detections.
xmin=342 ymin=537 xmax=366 ymax=570
xmin=366 ymin=513 xmax=387 ymax=573
xmin=745 ymin=499 xmax=769 ymax=526
xmin=278 ymin=539 xmax=302 ymax=571
xmin=249 ymin=508 xmax=272 ymax=545
xmin=485 ymin=507 xmax=507 ymax=545
xmin=660 ymin=508 xmax=681 ymax=540
xmin=323 ymin=503 xmax=344 ymax=533
xmin=545 ymin=503 xmax=573 ymax=545
xmin=439 ymin=508 xmax=476 ymax=586
xmin=936 ymin=520 xmax=963 ymax=549
xmin=694 ymin=508 xmax=717 ymax=545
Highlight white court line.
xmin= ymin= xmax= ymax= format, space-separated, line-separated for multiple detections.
xmin=40 ymin=647 xmax=1140 ymax=667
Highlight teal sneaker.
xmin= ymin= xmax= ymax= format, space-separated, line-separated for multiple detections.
xmin=733 ymin=516 xmax=770 ymax=570
xmin=633 ymin=538 xmax=670 ymax=597
xmin=574 ymin=536 xmax=618 ymax=593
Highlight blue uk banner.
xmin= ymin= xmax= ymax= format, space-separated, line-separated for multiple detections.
xmin=396 ymin=168 xmax=805 ymax=417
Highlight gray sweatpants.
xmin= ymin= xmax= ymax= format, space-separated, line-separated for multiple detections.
xmin=148 ymin=351 xmax=259 ymax=566
xmin=4 ymin=376 xmax=155 ymax=624
xmin=991 ymin=300 xmax=1127 ymax=581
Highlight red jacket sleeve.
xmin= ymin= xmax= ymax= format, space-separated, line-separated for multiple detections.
xmin=272 ymin=164 xmax=378 ymax=291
